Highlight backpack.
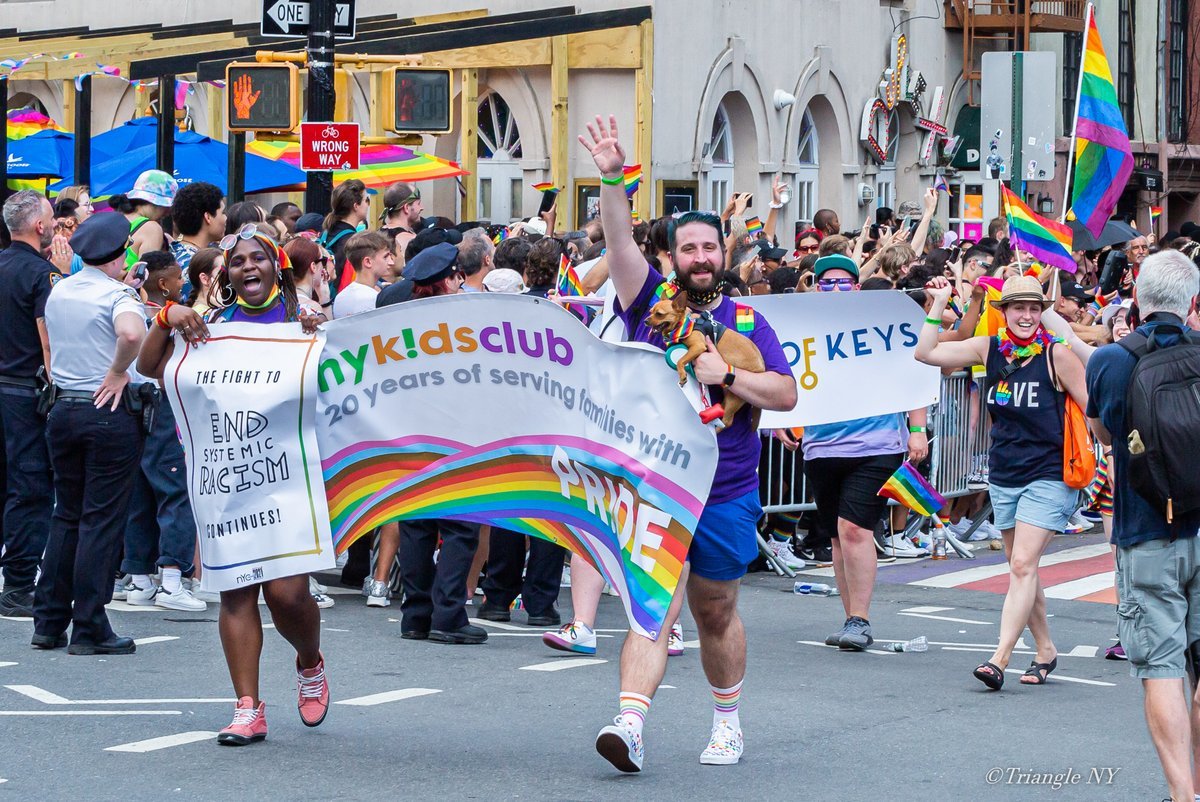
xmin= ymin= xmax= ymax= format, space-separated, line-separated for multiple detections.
xmin=1119 ymin=323 xmax=1200 ymax=525
xmin=1047 ymin=345 xmax=1095 ymax=490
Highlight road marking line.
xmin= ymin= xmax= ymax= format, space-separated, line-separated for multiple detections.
xmin=519 ymin=658 xmax=607 ymax=672
xmin=133 ymin=636 xmax=179 ymax=646
xmin=658 ymin=685 xmax=675 ymax=689
xmin=1002 ymin=669 xmax=1115 ymax=687
xmin=0 ymin=615 xmax=32 ymax=622
xmin=103 ymin=602 xmax=164 ymax=613
xmin=326 ymin=628 xmax=351 ymax=632
xmin=796 ymin=640 xmax=896 ymax=656
xmin=469 ymin=618 xmax=526 ymax=631
xmin=0 ymin=710 xmax=183 ymax=716
xmin=6 ymin=685 xmax=232 ymax=705
xmin=681 ymin=639 xmax=700 ymax=648
xmin=486 ymin=632 xmax=613 ymax=638
xmin=911 ymin=544 xmax=1111 ymax=588
xmin=335 ymin=688 xmax=441 ymax=706
xmin=898 ymin=612 xmax=992 ymax=625
xmin=261 ymin=623 xmax=276 ymax=629
xmin=105 ymin=731 xmax=216 ymax=752
xmin=1043 ymin=572 xmax=1115 ymax=600
xmin=0 ymin=662 xmax=16 ymax=668
xmin=900 ymin=606 xmax=954 ymax=613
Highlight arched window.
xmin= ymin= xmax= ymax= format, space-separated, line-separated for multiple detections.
xmin=875 ymin=110 xmax=899 ymax=211
xmin=475 ymin=92 xmax=523 ymax=222
xmin=706 ymin=102 xmax=734 ymax=211
xmin=794 ymin=107 xmax=819 ymax=228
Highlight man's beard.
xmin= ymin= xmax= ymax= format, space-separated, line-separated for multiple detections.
xmin=677 ymin=261 xmax=721 ymax=304
xmin=39 ymin=228 xmax=54 ymax=250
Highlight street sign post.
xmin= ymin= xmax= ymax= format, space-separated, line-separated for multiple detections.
xmin=980 ymin=51 xmax=1057 ymax=187
xmin=261 ymin=0 xmax=355 ymax=39
xmin=300 ymin=122 xmax=360 ymax=172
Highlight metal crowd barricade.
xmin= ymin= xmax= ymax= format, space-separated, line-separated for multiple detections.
xmin=756 ymin=371 xmax=991 ymax=575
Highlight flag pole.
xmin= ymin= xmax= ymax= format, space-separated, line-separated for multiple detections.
xmin=1060 ymin=2 xmax=1093 ymax=224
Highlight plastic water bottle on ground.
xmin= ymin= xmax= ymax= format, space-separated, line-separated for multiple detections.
xmin=931 ymin=525 xmax=948 ymax=560
xmin=793 ymin=582 xmax=839 ymax=596
xmin=886 ymin=636 xmax=928 ymax=652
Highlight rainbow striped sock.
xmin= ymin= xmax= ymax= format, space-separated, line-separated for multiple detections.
xmin=618 ymin=691 xmax=651 ymax=735
xmin=771 ymin=512 xmax=800 ymax=542
xmin=711 ymin=680 xmax=743 ymax=729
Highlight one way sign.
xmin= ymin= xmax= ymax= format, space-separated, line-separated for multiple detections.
xmin=261 ymin=0 xmax=356 ymax=40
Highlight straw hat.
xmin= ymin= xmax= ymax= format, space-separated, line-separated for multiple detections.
xmin=990 ymin=275 xmax=1052 ymax=311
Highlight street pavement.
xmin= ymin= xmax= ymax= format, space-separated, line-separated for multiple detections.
xmin=0 ymin=529 xmax=1168 ymax=801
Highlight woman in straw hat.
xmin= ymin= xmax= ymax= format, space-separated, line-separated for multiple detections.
xmin=915 ymin=275 xmax=1090 ymax=691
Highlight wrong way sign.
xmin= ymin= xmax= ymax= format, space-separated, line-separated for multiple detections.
xmin=300 ymin=122 xmax=360 ymax=172
xmin=261 ymin=0 xmax=356 ymax=39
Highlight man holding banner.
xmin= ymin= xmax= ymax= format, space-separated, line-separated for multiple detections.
xmin=580 ymin=115 xmax=797 ymax=771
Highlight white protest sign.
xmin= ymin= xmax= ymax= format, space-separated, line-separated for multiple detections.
xmin=740 ymin=291 xmax=940 ymax=427
xmin=165 ymin=323 xmax=334 ymax=591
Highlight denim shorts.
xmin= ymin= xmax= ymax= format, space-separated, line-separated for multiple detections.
xmin=989 ymin=479 xmax=1079 ymax=532
xmin=687 ymin=489 xmax=763 ymax=582
xmin=1115 ymin=536 xmax=1200 ymax=680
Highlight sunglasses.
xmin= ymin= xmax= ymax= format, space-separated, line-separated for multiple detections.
xmin=816 ymin=278 xmax=855 ymax=292
xmin=795 ymin=243 xmax=819 ymax=254
xmin=219 ymin=223 xmax=278 ymax=252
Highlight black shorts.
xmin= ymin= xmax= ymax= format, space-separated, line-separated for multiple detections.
xmin=806 ymin=453 xmax=904 ymax=535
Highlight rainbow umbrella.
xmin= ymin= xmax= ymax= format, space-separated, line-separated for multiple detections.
xmin=6 ymin=107 xmax=65 ymax=140
xmin=246 ymin=138 xmax=467 ymax=189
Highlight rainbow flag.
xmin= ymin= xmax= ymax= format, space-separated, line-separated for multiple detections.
xmin=878 ymin=461 xmax=946 ymax=517
xmin=1150 ymin=205 xmax=1162 ymax=222
xmin=623 ymin=164 xmax=642 ymax=198
xmin=557 ymin=254 xmax=594 ymax=324
xmin=492 ymin=228 xmax=509 ymax=245
xmin=745 ymin=216 xmax=763 ymax=235
xmin=933 ymin=172 xmax=949 ymax=193
xmin=531 ymin=182 xmax=559 ymax=193
xmin=1002 ymin=185 xmax=1077 ymax=273
xmin=1067 ymin=4 xmax=1134 ymax=239
xmin=247 ymin=139 xmax=466 ymax=189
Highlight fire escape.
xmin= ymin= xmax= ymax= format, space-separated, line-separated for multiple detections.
xmin=944 ymin=1 xmax=1087 ymax=105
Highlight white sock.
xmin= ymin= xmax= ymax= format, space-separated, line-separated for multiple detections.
xmin=131 ymin=574 xmax=154 ymax=590
xmin=711 ymin=681 xmax=743 ymax=730
xmin=161 ymin=567 xmax=182 ymax=593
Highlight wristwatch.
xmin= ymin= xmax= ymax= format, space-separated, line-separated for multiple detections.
xmin=723 ymin=365 xmax=736 ymax=387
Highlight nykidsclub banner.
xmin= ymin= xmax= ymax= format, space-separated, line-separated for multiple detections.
xmin=170 ymin=295 xmax=718 ymax=640
xmin=738 ymin=291 xmax=941 ymax=428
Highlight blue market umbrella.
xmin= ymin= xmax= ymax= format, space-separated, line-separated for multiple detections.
xmin=90 ymin=117 xmax=159 ymax=162
xmin=50 ymin=130 xmax=307 ymax=196
xmin=6 ymin=130 xmax=75 ymax=177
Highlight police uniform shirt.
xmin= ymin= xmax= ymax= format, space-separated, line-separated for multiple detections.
xmin=45 ymin=267 xmax=146 ymax=391
xmin=0 ymin=242 xmax=61 ymax=378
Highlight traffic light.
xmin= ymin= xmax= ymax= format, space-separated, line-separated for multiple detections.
xmin=384 ymin=68 xmax=452 ymax=135
xmin=225 ymin=62 xmax=301 ymax=132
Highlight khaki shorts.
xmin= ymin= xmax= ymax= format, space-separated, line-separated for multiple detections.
xmin=1115 ymin=536 xmax=1200 ymax=680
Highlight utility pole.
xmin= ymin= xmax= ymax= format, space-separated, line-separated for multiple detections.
xmin=305 ymin=0 xmax=336 ymax=215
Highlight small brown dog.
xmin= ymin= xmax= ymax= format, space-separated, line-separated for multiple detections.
xmin=646 ymin=291 xmax=765 ymax=431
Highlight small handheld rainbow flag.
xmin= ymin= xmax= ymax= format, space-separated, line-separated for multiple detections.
xmin=933 ymin=172 xmax=950 ymax=193
xmin=492 ymin=227 xmax=509 ymax=245
xmin=531 ymin=182 xmax=560 ymax=193
xmin=557 ymin=254 xmax=595 ymax=324
xmin=623 ymin=164 xmax=642 ymax=198
xmin=878 ymin=461 xmax=946 ymax=518
xmin=1150 ymin=205 xmax=1162 ymax=222
xmin=1001 ymin=185 xmax=1076 ymax=274
xmin=745 ymin=216 xmax=763 ymax=236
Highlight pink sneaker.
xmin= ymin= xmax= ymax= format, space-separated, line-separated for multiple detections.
xmin=297 ymin=652 xmax=329 ymax=727
xmin=217 ymin=696 xmax=267 ymax=746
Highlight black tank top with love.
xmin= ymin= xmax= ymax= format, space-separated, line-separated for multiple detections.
xmin=984 ymin=339 xmax=1064 ymax=488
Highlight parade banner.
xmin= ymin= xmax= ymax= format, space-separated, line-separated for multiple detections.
xmin=316 ymin=294 xmax=717 ymax=639
xmin=739 ymin=291 xmax=940 ymax=428
xmin=165 ymin=324 xmax=334 ymax=592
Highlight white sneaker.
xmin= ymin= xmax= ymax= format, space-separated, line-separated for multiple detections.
xmin=668 ymin=622 xmax=684 ymax=656
xmin=766 ymin=539 xmax=805 ymax=570
xmin=112 ymin=576 xmax=131 ymax=601
xmin=125 ymin=581 xmax=158 ymax=606
xmin=946 ymin=517 xmax=972 ymax=539
xmin=977 ymin=520 xmax=1003 ymax=540
xmin=884 ymin=533 xmax=927 ymax=558
xmin=361 ymin=577 xmax=372 ymax=597
xmin=595 ymin=716 xmax=644 ymax=773
xmin=1065 ymin=510 xmax=1092 ymax=533
xmin=561 ymin=565 xmax=572 ymax=588
xmin=310 ymin=577 xmax=335 ymax=609
xmin=365 ymin=579 xmax=391 ymax=608
xmin=543 ymin=620 xmax=597 ymax=655
xmin=699 ymin=719 xmax=744 ymax=765
xmin=311 ymin=578 xmax=329 ymax=594
xmin=154 ymin=585 xmax=207 ymax=612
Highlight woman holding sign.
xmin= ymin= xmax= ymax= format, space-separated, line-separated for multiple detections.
xmin=138 ymin=222 xmax=330 ymax=745
xmin=915 ymin=275 xmax=1089 ymax=691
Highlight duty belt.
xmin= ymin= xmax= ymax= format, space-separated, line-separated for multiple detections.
xmin=0 ymin=375 xmax=38 ymax=389
xmin=55 ymin=389 xmax=96 ymax=402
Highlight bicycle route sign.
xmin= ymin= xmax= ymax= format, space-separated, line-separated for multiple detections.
xmin=299 ymin=122 xmax=361 ymax=172
xmin=261 ymin=0 xmax=356 ymax=40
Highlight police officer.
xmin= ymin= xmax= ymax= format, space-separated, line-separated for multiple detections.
xmin=0 ymin=191 xmax=59 ymax=618
xmin=33 ymin=212 xmax=147 ymax=654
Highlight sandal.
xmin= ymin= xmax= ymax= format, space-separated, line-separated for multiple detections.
xmin=973 ymin=661 xmax=1004 ymax=690
xmin=1020 ymin=656 xmax=1058 ymax=685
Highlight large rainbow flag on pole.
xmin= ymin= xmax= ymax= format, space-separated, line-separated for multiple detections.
xmin=1065 ymin=3 xmax=1134 ymax=238
xmin=1001 ymin=185 xmax=1077 ymax=273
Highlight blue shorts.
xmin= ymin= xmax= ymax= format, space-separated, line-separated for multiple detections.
xmin=687 ymin=489 xmax=763 ymax=581
xmin=989 ymin=479 xmax=1079 ymax=532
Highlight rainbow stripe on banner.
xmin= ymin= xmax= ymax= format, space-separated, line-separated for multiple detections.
xmin=531 ymin=182 xmax=559 ymax=193
xmin=1068 ymin=4 xmax=1134 ymax=239
xmin=323 ymin=435 xmax=699 ymax=637
xmin=623 ymin=164 xmax=642 ymax=197
xmin=745 ymin=216 xmax=763 ymax=235
xmin=878 ymin=461 xmax=946 ymax=517
xmin=1002 ymin=185 xmax=1077 ymax=273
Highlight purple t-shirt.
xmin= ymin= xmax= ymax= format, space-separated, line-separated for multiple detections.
xmin=616 ymin=269 xmax=792 ymax=504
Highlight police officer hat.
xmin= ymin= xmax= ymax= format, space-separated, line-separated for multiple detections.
xmin=755 ymin=240 xmax=788 ymax=262
xmin=72 ymin=212 xmax=131 ymax=266
xmin=402 ymin=242 xmax=459 ymax=285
